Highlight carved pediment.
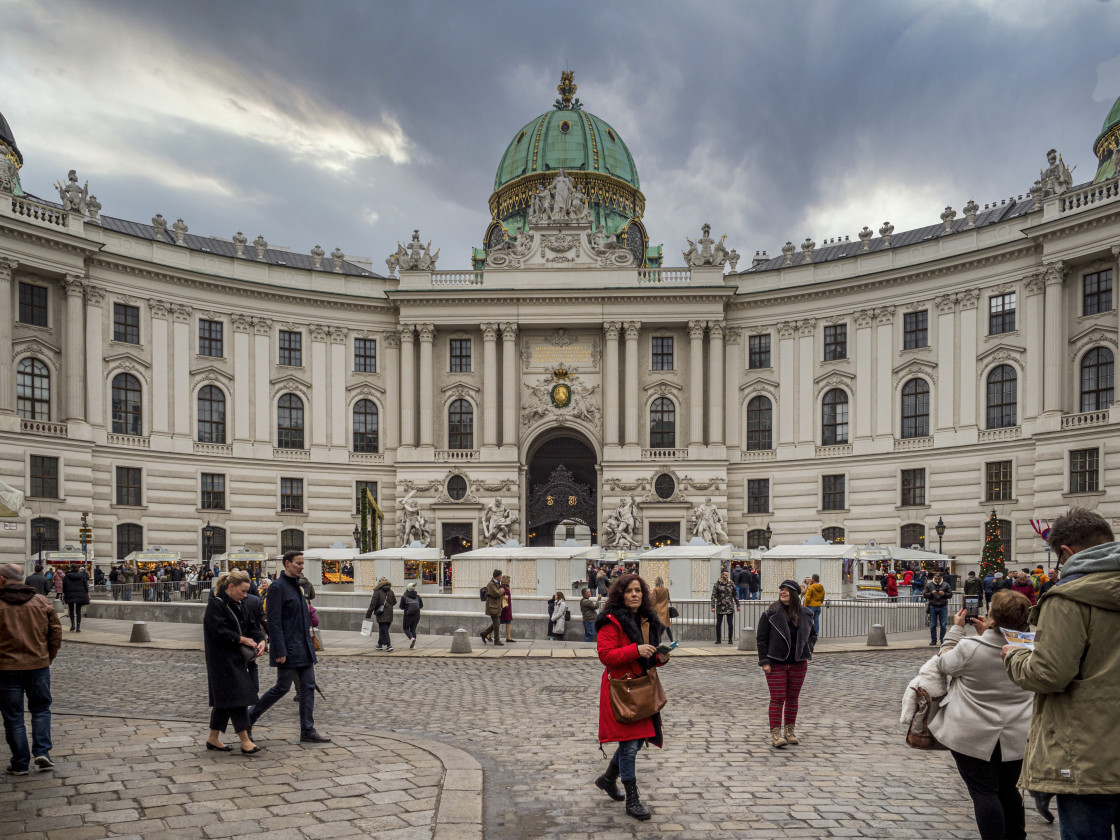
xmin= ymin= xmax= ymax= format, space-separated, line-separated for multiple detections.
xmin=346 ymin=381 xmax=387 ymax=399
xmin=103 ymin=349 xmax=150 ymax=368
xmin=642 ymin=378 xmax=684 ymax=397
xmin=1068 ymin=324 xmax=1118 ymax=363
xmin=441 ymin=381 xmax=481 ymax=395
xmin=12 ymin=336 xmax=62 ymax=360
xmin=892 ymin=358 xmax=938 ymax=387
xmin=190 ymin=363 xmax=233 ymax=381
xmin=813 ymin=369 xmax=857 ymax=398
xmin=270 ymin=373 xmax=312 ymax=399
xmin=976 ymin=342 xmax=1026 ymax=365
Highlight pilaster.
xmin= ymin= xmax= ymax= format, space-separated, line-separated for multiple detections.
xmin=1024 ymin=274 xmax=1046 ymax=421
xmin=232 ymin=315 xmax=252 ymax=441
xmin=724 ymin=327 xmax=740 ymax=451
xmin=61 ymin=274 xmax=86 ymax=422
xmin=150 ymin=299 xmax=171 ymax=436
xmin=1042 ymin=260 xmax=1068 ymax=415
xmin=934 ymin=296 xmax=956 ymax=431
xmin=384 ymin=331 xmax=401 ymax=451
xmin=853 ymin=310 xmax=874 ymax=439
xmin=688 ymin=320 xmax=705 ymax=446
xmin=603 ymin=322 xmax=621 ymax=449
xmin=958 ymin=292 xmax=979 ymax=428
xmin=797 ymin=319 xmax=815 ymax=443
xmin=310 ymin=324 xmax=328 ymax=447
xmin=500 ymin=323 xmax=518 ymax=450
xmin=417 ymin=323 xmax=435 ymax=450
xmin=398 ymin=326 xmax=416 ymax=449
xmin=623 ymin=321 xmax=641 ymax=448
xmin=777 ymin=321 xmax=797 ymax=445
xmin=708 ymin=320 xmax=724 ymax=445
xmin=0 ymin=259 xmax=17 ymax=414
xmin=253 ymin=317 xmax=272 ymax=444
xmin=329 ymin=327 xmax=346 ymax=448
xmin=172 ymin=304 xmax=192 ymax=436
xmin=874 ymin=307 xmax=894 ymax=438
xmin=83 ymin=285 xmax=105 ymax=426
xmin=481 ymin=323 xmax=499 ymax=449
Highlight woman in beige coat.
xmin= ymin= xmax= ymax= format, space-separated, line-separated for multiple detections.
xmin=650 ymin=577 xmax=672 ymax=642
xmin=929 ymin=590 xmax=1034 ymax=840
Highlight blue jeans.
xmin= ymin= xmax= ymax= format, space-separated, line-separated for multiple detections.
xmin=930 ymin=605 xmax=948 ymax=642
xmin=250 ymin=664 xmax=317 ymax=735
xmin=583 ymin=621 xmax=596 ymax=643
xmin=911 ymin=586 xmax=923 ymax=603
xmin=737 ymin=586 xmax=750 ymax=600
xmin=611 ymin=738 xmax=643 ymax=782
xmin=1057 ymin=794 xmax=1120 ymax=840
xmin=809 ymin=606 xmax=821 ymax=635
xmin=749 ymin=590 xmax=761 ymax=600
xmin=0 ymin=668 xmax=53 ymax=771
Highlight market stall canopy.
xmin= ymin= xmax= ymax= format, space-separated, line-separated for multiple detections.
xmin=641 ymin=544 xmax=733 ymax=559
xmin=762 ymin=545 xmax=858 ymax=559
xmin=888 ymin=546 xmax=951 ymax=562
xmin=37 ymin=550 xmax=88 ymax=564
xmin=213 ymin=548 xmax=268 ymax=564
xmin=124 ymin=548 xmax=182 ymax=564
xmin=300 ymin=547 xmax=362 ymax=561
xmin=451 ymin=545 xmax=601 ymax=561
xmin=0 ymin=479 xmax=24 ymax=517
xmin=356 ymin=547 xmax=442 ymax=561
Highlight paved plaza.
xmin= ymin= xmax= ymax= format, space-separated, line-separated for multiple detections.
xmin=0 ymin=634 xmax=1063 ymax=840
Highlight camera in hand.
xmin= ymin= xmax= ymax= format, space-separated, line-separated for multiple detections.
xmin=964 ymin=596 xmax=980 ymax=619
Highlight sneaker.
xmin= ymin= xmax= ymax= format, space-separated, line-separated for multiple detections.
xmin=32 ymin=756 xmax=54 ymax=771
xmin=5 ymin=766 xmax=29 ymax=776
xmin=375 ymin=645 xmax=384 ymax=651
xmin=410 ymin=638 xmax=416 ymax=649
xmin=386 ymin=646 xmax=394 ymax=652
xmin=929 ymin=641 xmax=938 ymax=646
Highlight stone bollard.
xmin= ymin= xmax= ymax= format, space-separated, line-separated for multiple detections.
xmin=737 ymin=626 xmax=756 ymax=651
xmin=450 ymin=628 xmax=472 ymax=654
xmin=867 ymin=624 xmax=888 ymax=647
xmin=129 ymin=621 xmax=151 ymax=643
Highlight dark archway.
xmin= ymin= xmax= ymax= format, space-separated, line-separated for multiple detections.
xmin=526 ymin=435 xmax=597 ymax=546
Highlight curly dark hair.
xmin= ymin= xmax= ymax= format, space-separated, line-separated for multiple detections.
xmin=604 ymin=573 xmax=653 ymax=615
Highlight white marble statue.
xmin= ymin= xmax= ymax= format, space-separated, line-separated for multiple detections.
xmin=1040 ymin=148 xmax=1074 ymax=197
xmin=392 ymin=230 xmax=439 ymax=272
xmin=482 ymin=497 xmax=519 ymax=547
xmin=398 ymin=489 xmax=432 ymax=547
xmin=689 ymin=497 xmax=730 ymax=545
xmin=683 ymin=223 xmax=735 ymax=268
xmin=602 ymin=494 xmax=642 ymax=549
xmin=527 ymin=170 xmax=591 ymax=226
xmin=55 ymin=170 xmax=88 ymax=215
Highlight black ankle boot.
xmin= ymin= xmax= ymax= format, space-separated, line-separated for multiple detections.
xmin=594 ymin=761 xmax=625 ymax=801
xmin=622 ymin=779 xmax=650 ymax=820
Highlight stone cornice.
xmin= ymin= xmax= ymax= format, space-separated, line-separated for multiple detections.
xmin=388 ymin=288 xmax=736 ymax=307
xmin=0 ymin=218 xmax=102 ymax=257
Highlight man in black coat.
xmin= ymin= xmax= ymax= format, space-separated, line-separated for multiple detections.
xmin=247 ymin=552 xmax=329 ymax=743
xmin=24 ymin=566 xmax=51 ymax=597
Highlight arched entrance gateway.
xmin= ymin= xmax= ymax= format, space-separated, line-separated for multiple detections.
xmin=525 ymin=434 xmax=597 ymax=547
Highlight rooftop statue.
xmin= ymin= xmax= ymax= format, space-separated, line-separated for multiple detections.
xmin=683 ymin=223 xmax=734 ymax=268
xmin=1039 ymin=148 xmax=1075 ymax=197
xmin=390 ymin=229 xmax=440 ymax=274
xmin=486 ymin=228 xmax=534 ymax=268
xmin=54 ymin=169 xmax=88 ymax=215
xmin=528 ymin=170 xmax=591 ymax=226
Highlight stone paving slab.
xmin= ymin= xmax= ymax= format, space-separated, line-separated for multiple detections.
xmin=61 ymin=617 xmax=938 ymax=659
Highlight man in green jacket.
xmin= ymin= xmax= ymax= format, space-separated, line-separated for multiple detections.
xmin=1003 ymin=508 xmax=1120 ymax=838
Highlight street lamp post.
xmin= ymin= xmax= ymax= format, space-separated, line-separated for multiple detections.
xmin=935 ymin=516 xmax=947 ymax=555
xmin=764 ymin=523 xmax=773 ymax=549
xmin=353 ymin=524 xmax=361 ymax=550
xmin=202 ymin=521 xmax=214 ymax=566
xmin=33 ymin=522 xmax=45 ymax=562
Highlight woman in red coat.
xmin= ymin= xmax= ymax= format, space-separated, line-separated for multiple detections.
xmin=885 ymin=573 xmax=899 ymax=600
xmin=593 ymin=574 xmax=670 ymax=821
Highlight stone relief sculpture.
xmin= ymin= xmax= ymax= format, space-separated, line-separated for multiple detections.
xmin=398 ymin=489 xmax=432 ymax=547
xmin=1039 ymin=148 xmax=1074 ymax=197
xmin=482 ymin=497 xmax=519 ymax=546
xmin=601 ymin=494 xmax=642 ymax=549
xmin=388 ymin=230 xmax=440 ymax=275
xmin=688 ymin=497 xmax=730 ymax=545
xmin=527 ymin=170 xmax=591 ymax=226
xmin=682 ymin=223 xmax=735 ymax=267
xmin=522 ymin=373 xmax=601 ymax=426
xmin=485 ymin=228 xmax=535 ymax=268
xmin=0 ymin=156 xmax=19 ymax=193
xmin=54 ymin=170 xmax=88 ymax=215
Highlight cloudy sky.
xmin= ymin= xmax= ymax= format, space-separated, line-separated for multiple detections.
xmin=3 ymin=0 xmax=1119 ymax=272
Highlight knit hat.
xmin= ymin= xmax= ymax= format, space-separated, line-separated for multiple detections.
xmin=406 ymin=582 xmax=416 ymax=591
xmin=779 ymin=579 xmax=801 ymax=595
xmin=994 ymin=572 xmax=1004 ymax=579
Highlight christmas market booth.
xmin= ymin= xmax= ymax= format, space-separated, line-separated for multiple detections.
xmin=213 ymin=547 xmax=270 ymax=579
xmin=356 ymin=546 xmax=444 ymax=592
xmin=301 ymin=545 xmax=361 ymax=589
xmin=124 ymin=547 xmax=181 ymax=572
xmin=447 ymin=544 xmax=601 ymax=598
xmin=636 ymin=541 xmax=732 ymax=601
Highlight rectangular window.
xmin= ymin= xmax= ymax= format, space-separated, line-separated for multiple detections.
xmin=822 ymin=474 xmax=846 ymax=511
xmin=18 ymin=283 xmax=48 ymax=327
xmin=113 ymin=303 xmax=140 ymax=344
xmin=985 ymin=460 xmax=1013 ymax=502
xmin=823 ymin=324 xmax=847 ymax=361
xmin=903 ymin=310 xmax=928 ymax=350
xmin=115 ymin=466 xmax=142 ymax=507
xmin=748 ymin=334 xmax=771 ymax=369
xmin=355 ymin=480 xmax=378 ymax=515
xmin=989 ymin=293 xmax=1016 ymax=335
xmin=651 ymin=336 xmax=674 ymax=371
xmin=747 ymin=478 xmax=770 ymax=514
xmin=280 ymin=477 xmax=304 ymax=513
xmin=354 ymin=338 xmax=377 ymax=373
xmin=1083 ymin=269 xmax=1113 ymax=316
xmin=200 ymin=473 xmax=226 ymax=510
xmin=901 ymin=468 xmax=926 ymax=507
xmin=29 ymin=455 xmax=59 ymax=499
xmin=450 ymin=338 xmax=471 ymax=372
xmin=198 ymin=319 xmax=223 ymax=357
xmin=278 ymin=330 xmax=302 ymax=366
xmin=1070 ymin=448 xmax=1099 ymax=494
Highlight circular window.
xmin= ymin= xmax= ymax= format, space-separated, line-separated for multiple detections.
xmin=559 ymin=120 xmax=572 ymax=134
xmin=607 ymin=129 xmax=616 ymax=142
xmin=447 ymin=475 xmax=468 ymax=501
xmin=654 ymin=474 xmax=675 ymax=500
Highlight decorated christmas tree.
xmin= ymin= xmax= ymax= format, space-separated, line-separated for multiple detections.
xmin=980 ymin=509 xmax=1009 ymax=578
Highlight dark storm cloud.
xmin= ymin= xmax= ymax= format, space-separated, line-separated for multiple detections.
xmin=4 ymin=0 xmax=1119 ymax=269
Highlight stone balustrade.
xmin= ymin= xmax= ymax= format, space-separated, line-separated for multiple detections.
xmin=106 ymin=433 xmax=151 ymax=448
xmin=894 ymin=436 xmax=934 ymax=451
xmin=1060 ymin=176 xmax=1119 ymax=213
xmin=194 ymin=442 xmax=233 ymax=456
xmin=10 ymin=196 xmax=68 ymax=227
xmin=815 ymin=444 xmax=854 ymax=457
xmin=273 ymin=447 xmax=311 ymax=460
xmin=349 ymin=452 xmax=386 ymax=464
xmin=740 ymin=449 xmax=777 ymax=461
xmin=21 ymin=418 xmax=68 ymax=437
xmin=1061 ymin=409 xmax=1109 ymax=429
xmin=978 ymin=426 xmax=1022 ymax=442
xmin=431 ymin=271 xmax=484 ymax=287
xmin=641 ymin=447 xmax=689 ymax=461
xmin=637 ymin=268 xmax=691 ymax=284
xmin=435 ymin=449 xmax=479 ymax=462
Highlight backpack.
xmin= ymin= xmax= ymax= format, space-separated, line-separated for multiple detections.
xmin=479 ymin=586 xmax=487 ymax=602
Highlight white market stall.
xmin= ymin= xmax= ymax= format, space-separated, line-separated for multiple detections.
xmin=638 ymin=542 xmax=733 ymax=601
xmin=760 ymin=544 xmax=853 ymax=597
xmin=448 ymin=545 xmax=601 ymax=597
xmin=213 ymin=547 xmax=270 ymax=578
xmin=300 ymin=545 xmax=361 ymax=589
xmin=124 ymin=547 xmax=182 ymax=571
xmin=31 ymin=549 xmax=90 ymax=576
xmin=357 ymin=546 xmax=444 ymax=592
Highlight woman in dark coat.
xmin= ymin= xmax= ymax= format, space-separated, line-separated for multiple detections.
xmin=61 ymin=567 xmax=90 ymax=632
xmin=366 ymin=577 xmax=396 ymax=652
xmin=399 ymin=582 xmax=423 ymax=649
xmin=203 ymin=570 xmax=265 ymax=754
xmin=593 ymin=574 xmax=671 ymax=821
xmin=757 ymin=579 xmax=818 ymax=749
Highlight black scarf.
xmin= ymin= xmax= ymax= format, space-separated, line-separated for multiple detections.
xmin=596 ymin=605 xmax=663 ymax=671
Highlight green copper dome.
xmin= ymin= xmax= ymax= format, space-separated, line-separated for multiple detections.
xmin=1093 ymin=94 xmax=1120 ymax=183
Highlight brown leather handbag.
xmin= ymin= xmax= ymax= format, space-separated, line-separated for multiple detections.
xmin=905 ymin=686 xmax=947 ymax=751
xmin=607 ymin=620 xmax=668 ymax=724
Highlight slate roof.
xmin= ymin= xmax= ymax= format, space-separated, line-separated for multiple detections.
xmin=738 ymin=194 xmax=1041 ymax=274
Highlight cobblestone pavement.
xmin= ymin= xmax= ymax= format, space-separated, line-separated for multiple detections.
xmin=10 ymin=645 xmax=1062 ymax=839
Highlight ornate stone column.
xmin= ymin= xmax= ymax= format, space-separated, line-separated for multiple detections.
xmin=1043 ymin=261 xmax=1067 ymax=414
xmin=853 ymin=310 xmax=874 ymax=438
xmin=384 ymin=331 xmax=400 ymax=450
xmin=232 ymin=315 xmax=252 ymax=441
xmin=500 ymin=323 xmax=518 ymax=448
xmin=874 ymin=307 xmax=895 ymax=438
xmin=688 ymin=320 xmax=706 ymax=445
xmin=777 ymin=321 xmax=797 ymax=445
xmin=172 ymin=304 xmax=192 ymax=436
xmin=0 ymin=259 xmax=17 ymax=414
xmin=417 ymin=323 xmax=435 ymax=448
xmin=1024 ymin=275 xmax=1046 ymax=420
xmin=61 ymin=275 xmax=86 ymax=422
xmin=83 ymin=285 xmax=105 ymax=425
xmin=708 ymin=320 xmax=724 ymax=444
xmin=398 ymin=325 xmax=416 ymax=448
xmin=603 ymin=322 xmax=621 ymax=447
xmin=329 ymin=327 xmax=347 ymax=447
xmin=958 ymin=292 xmax=979 ymax=427
xmin=934 ymin=296 xmax=957 ymax=432
xmin=308 ymin=324 xmax=328 ymax=447
xmin=150 ymin=300 xmax=171 ymax=435
xmin=252 ymin=318 xmax=272 ymax=443
xmin=623 ymin=321 xmax=641 ymax=446
xmin=723 ymin=327 xmax=741 ymax=449
xmin=797 ymin=319 xmax=815 ymax=443
xmin=481 ymin=323 xmax=499 ymax=448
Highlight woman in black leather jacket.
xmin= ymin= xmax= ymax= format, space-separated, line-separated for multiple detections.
xmin=756 ymin=579 xmax=817 ymax=749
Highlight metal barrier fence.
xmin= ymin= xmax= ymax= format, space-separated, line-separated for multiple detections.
xmin=106 ymin=581 xmax=213 ymax=602
xmin=667 ymin=594 xmax=965 ymax=642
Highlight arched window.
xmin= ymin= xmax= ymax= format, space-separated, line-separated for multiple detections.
xmin=900 ymin=379 xmax=930 ymax=439
xmin=116 ymin=523 xmax=143 ymax=559
xmin=821 ymin=388 xmax=849 ymax=445
xmin=649 ymin=397 xmax=675 ymax=448
xmin=277 ymin=393 xmax=304 ymax=449
xmin=746 ymin=396 xmax=773 ymax=450
xmin=203 ymin=525 xmax=227 ymax=563
xmin=986 ymin=365 xmax=1018 ymax=429
xmin=1080 ymin=348 xmax=1114 ymax=412
xmin=111 ymin=373 xmax=143 ymax=435
xmin=197 ymin=385 xmax=226 ymax=444
xmin=448 ymin=399 xmax=473 ymax=450
xmin=280 ymin=529 xmax=304 ymax=554
xmin=30 ymin=517 xmax=60 ymax=555
xmin=747 ymin=528 xmax=769 ymax=550
xmin=352 ymin=399 xmax=379 ymax=453
xmin=822 ymin=526 xmax=845 ymax=544
xmin=17 ymin=358 xmax=50 ymax=420
xmin=900 ymin=523 xmax=926 ymax=550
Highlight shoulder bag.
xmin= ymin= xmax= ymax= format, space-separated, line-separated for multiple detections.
xmin=904 ymin=686 xmax=946 ymax=751
xmin=607 ymin=620 xmax=667 ymax=724
xmin=224 ymin=602 xmax=257 ymax=662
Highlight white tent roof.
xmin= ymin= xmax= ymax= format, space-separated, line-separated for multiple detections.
xmin=886 ymin=546 xmax=952 ymax=561
xmin=641 ymin=544 xmax=733 ymax=559
xmin=762 ymin=544 xmax=857 ymax=559
xmin=453 ymin=545 xmax=600 ymax=561
xmin=357 ymin=547 xmax=442 ymax=561
xmin=125 ymin=548 xmax=182 ymax=562
xmin=214 ymin=549 xmax=269 ymax=562
xmin=300 ymin=547 xmax=362 ymax=561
